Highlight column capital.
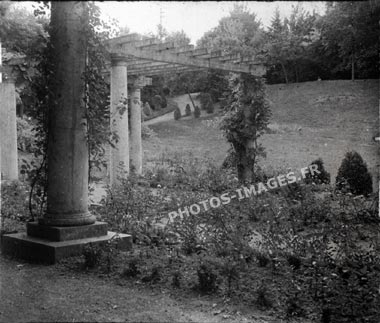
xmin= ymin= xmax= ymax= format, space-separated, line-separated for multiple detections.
xmin=129 ymin=76 xmax=152 ymax=89
xmin=111 ymin=55 xmax=128 ymax=67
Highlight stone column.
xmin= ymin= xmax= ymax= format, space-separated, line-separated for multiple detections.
xmin=130 ymin=81 xmax=142 ymax=174
xmin=110 ymin=57 xmax=129 ymax=186
xmin=0 ymin=81 xmax=18 ymax=181
xmin=40 ymin=2 xmax=95 ymax=226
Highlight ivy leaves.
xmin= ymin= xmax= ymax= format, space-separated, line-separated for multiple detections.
xmin=220 ymin=74 xmax=271 ymax=182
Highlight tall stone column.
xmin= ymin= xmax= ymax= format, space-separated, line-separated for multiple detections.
xmin=0 ymin=81 xmax=18 ymax=181
xmin=130 ymin=82 xmax=142 ymax=174
xmin=110 ymin=57 xmax=129 ymax=186
xmin=1 ymin=2 xmax=132 ymax=264
xmin=40 ymin=2 xmax=95 ymax=226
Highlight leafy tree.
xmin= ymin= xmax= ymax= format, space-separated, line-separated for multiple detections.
xmin=0 ymin=2 xmax=47 ymax=55
xmin=197 ymin=3 xmax=265 ymax=57
xmin=319 ymin=1 xmax=380 ymax=80
xmin=264 ymin=5 xmax=318 ymax=83
xmin=165 ymin=30 xmax=191 ymax=46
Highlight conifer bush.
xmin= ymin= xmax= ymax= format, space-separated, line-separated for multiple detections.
xmin=194 ymin=105 xmax=201 ymax=118
xmin=336 ymin=151 xmax=372 ymax=196
xmin=151 ymin=95 xmax=163 ymax=110
xmin=173 ymin=107 xmax=181 ymax=120
xmin=206 ymin=101 xmax=214 ymax=114
xmin=142 ymin=102 xmax=152 ymax=116
xmin=199 ymin=92 xmax=212 ymax=110
xmin=185 ymin=104 xmax=191 ymax=116
xmin=304 ymin=158 xmax=330 ymax=184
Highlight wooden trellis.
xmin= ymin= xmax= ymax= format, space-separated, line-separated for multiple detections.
xmin=104 ymin=33 xmax=265 ymax=76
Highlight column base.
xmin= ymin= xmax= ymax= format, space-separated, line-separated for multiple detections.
xmin=38 ymin=211 xmax=96 ymax=226
xmin=1 ymin=222 xmax=132 ymax=264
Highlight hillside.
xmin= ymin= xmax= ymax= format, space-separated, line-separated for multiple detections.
xmin=144 ymin=79 xmax=379 ymax=188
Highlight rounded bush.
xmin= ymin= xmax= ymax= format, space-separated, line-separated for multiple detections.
xmin=304 ymin=158 xmax=330 ymax=184
xmin=199 ymin=92 xmax=212 ymax=110
xmin=185 ymin=104 xmax=191 ymax=116
xmin=336 ymin=151 xmax=372 ymax=196
xmin=161 ymin=95 xmax=167 ymax=109
xmin=174 ymin=107 xmax=181 ymax=120
xmin=143 ymin=102 xmax=152 ymax=116
xmin=206 ymin=101 xmax=214 ymax=114
xmin=151 ymin=95 xmax=163 ymax=110
xmin=194 ymin=106 xmax=201 ymax=118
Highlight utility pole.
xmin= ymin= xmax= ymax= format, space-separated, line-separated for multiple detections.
xmin=158 ymin=6 xmax=166 ymax=40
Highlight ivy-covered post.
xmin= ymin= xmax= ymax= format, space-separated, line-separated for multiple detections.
xmin=110 ymin=56 xmax=129 ymax=186
xmin=129 ymin=76 xmax=143 ymax=174
xmin=221 ymin=73 xmax=271 ymax=183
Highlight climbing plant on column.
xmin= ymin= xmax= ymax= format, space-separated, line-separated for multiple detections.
xmin=21 ymin=2 xmax=119 ymax=218
xmin=220 ymin=73 xmax=271 ymax=183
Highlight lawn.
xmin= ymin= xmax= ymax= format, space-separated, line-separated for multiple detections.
xmin=144 ymin=79 xmax=379 ymax=188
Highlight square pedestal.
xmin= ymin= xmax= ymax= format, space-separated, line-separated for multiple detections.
xmin=1 ymin=222 xmax=132 ymax=264
xmin=27 ymin=221 xmax=108 ymax=241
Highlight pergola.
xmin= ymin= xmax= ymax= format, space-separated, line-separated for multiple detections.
xmin=104 ymin=33 xmax=265 ymax=185
xmin=1 ymin=15 xmax=266 ymax=263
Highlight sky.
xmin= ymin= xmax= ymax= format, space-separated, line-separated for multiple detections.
xmin=16 ymin=1 xmax=327 ymax=45
xmin=98 ymin=1 xmax=327 ymax=44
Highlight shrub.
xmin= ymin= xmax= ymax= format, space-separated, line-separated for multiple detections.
xmin=194 ymin=106 xmax=201 ymax=118
xmin=0 ymin=180 xmax=30 ymax=234
xmin=162 ymin=87 xmax=170 ymax=96
xmin=171 ymin=271 xmax=181 ymax=288
xmin=336 ymin=151 xmax=373 ymax=196
xmin=304 ymin=158 xmax=330 ymax=184
xmin=122 ymin=257 xmax=140 ymax=278
xmin=141 ymin=123 xmax=156 ymax=140
xmin=82 ymin=244 xmax=102 ymax=269
xmin=256 ymin=252 xmax=270 ymax=267
xmin=199 ymin=92 xmax=212 ymax=110
xmin=161 ymin=95 xmax=167 ymax=109
xmin=286 ymin=254 xmax=301 ymax=270
xmin=17 ymin=117 xmax=36 ymax=153
xmin=143 ymin=102 xmax=152 ymax=116
xmin=173 ymin=107 xmax=181 ymax=120
xmin=150 ymin=95 xmax=163 ymax=110
xmin=185 ymin=104 xmax=191 ymax=116
xmin=141 ymin=266 xmax=162 ymax=283
xmin=206 ymin=101 xmax=214 ymax=114
xmin=256 ymin=284 xmax=273 ymax=309
xmin=197 ymin=263 xmax=218 ymax=293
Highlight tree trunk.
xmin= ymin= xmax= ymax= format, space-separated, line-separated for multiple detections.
xmin=238 ymin=139 xmax=255 ymax=183
xmin=187 ymin=91 xmax=196 ymax=109
xmin=280 ymin=62 xmax=289 ymax=84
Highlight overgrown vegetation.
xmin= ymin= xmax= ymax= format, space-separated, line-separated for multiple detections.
xmin=67 ymin=152 xmax=380 ymax=322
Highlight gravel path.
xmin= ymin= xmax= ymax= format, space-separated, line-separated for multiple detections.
xmin=0 ymin=256 xmax=280 ymax=323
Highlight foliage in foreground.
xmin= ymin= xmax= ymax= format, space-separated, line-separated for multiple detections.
xmin=83 ymin=153 xmax=380 ymax=322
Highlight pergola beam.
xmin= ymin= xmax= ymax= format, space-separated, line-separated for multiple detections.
xmin=110 ymin=45 xmax=263 ymax=74
xmin=129 ymin=65 xmax=203 ymax=76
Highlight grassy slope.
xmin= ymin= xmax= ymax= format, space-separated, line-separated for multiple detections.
xmin=144 ymin=79 xmax=379 ymax=187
